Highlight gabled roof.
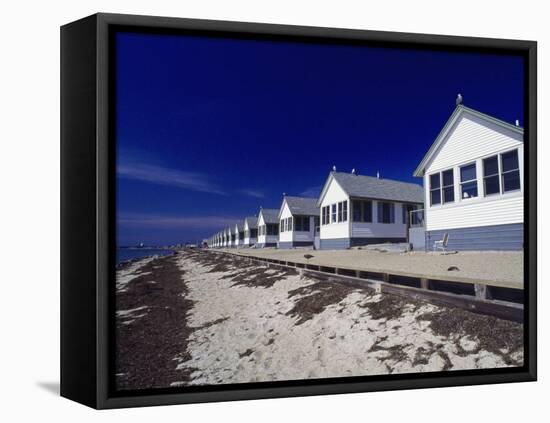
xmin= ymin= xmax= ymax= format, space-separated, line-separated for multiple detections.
xmin=280 ymin=196 xmax=319 ymax=218
xmin=258 ymin=208 xmax=279 ymax=224
xmin=413 ymin=105 xmax=524 ymax=177
xmin=318 ymin=171 xmax=423 ymax=205
xmin=235 ymin=221 xmax=244 ymax=231
xmin=244 ymin=216 xmax=258 ymax=229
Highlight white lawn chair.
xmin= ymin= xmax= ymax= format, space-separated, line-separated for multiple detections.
xmin=433 ymin=233 xmax=449 ymax=252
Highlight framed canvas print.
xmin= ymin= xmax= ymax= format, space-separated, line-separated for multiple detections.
xmin=60 ymin=13 xmax=537 ymax=409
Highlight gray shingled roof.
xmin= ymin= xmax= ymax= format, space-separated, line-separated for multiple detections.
xmin=330 ymin=172 xmax=424 ymax=203
xmin=285 ymin=196 xmax=319 ymax=216
xmin=259 ymin=208 xmax=279 ymax=224
xmin=244 ymin=216 xmax=258 ymax=229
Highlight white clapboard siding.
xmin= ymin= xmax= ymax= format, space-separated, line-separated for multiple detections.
xmin=319 ymin=178 xmax=350 ymax=240
xmin=426 ymin=114 xmax=523 ymax=174
xmin=426 ymin=194 xmax=523 ymax=231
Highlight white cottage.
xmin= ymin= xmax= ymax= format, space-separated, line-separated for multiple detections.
xmin=277 ymin=196 xmax=319 ymax=248
xmin=317 ymin=171 xmax=423 ymax=249
xmin=243 ymin=216 xmax=258 ymax=247
xmin=234 ymin=221 xmax=245 ymax=248
xmin=229 ymin=226 xmax=238 ymax=247
xmin=414 ymin=104 xmax=523 ymax=251
xmin=257 ymin=208 xmax=279 ymax=248
xmin=224 ymin=227 xmax=231 ymax=248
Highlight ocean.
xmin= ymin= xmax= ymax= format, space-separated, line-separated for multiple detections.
xmin=116 ymin=248 xmax=174 ymax=265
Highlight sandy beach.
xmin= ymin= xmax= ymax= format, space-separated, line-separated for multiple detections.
xmin=115 ymin=250 xmax=523 ymax=391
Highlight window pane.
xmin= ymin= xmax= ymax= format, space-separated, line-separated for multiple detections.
xmin=484 ymin=175 xmax=500 ymax=195
xmin=303 ymin=217 xmax=310 ymax=232
xmin=501 ymin=150 xmax=519 ymax=172
xmin=430 ymin=173 xmax=440 ymax=189
xmin=460 ymin=163 xmax=477 ymax=182
xmin=442 ymin=169 xmax=454 ymax=186
xmin=331 ymin=204 xmax=336 ymax=222
xmin=503 ymin=170 xmax=520 ymax=192
xmin=461 ymin=181 xmax=478 ymax=199
xmin=343 ymin=201 xmax=348 ymax=222
xmin=443 ymin=186 xmax=454 ymax=203
xmin=352 ymin=201 xmax=361 ymax=221
xmin=364 ymin=201 xmax=372 ymax=222
xmin=483 ymin=156 xmax=498 ymax=176
xmin=430 ymin=189 xmax=441 ymax=205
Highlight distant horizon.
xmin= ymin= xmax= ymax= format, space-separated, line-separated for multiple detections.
xmin=115 ymin=31 xmax=524 ymax=246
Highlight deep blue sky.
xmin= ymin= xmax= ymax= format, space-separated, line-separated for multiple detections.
xmin=115 ymin=31 xmax=524 ymax=246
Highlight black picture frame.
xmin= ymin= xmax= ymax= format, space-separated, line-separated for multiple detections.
xmin=60 ymin=12 xmax=537 ymax=409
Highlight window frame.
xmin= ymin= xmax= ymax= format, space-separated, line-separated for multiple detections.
xmin=429 ymin=172 xmax=442 ymax=206
xmin=459 ymin=162 xmax=478 ymax=200
xmin=483 ymin=155 xmax=501 ymax=196
xmin=500 ymin=149 xmax=521 ymax=193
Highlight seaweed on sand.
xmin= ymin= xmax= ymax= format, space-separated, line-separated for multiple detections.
xmin=115 ymin=254 xmax=196 ymax=390
xmin=358 ymin=294 xmax=417 ymax=321
xmin=416 ymin=308 xmax=523 ymax=365
xmin=286 ymin=277 xmax=372 ymax=325
xmin=229 ymin=266 xmax=298 ymax=288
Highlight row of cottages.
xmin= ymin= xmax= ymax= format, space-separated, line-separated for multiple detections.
xmin=207 ymin=102 xmax=524 ymax=252
xmin=207 ymin=172 xmax=424 ymax=250
xmin=413 ymin=104 xmax=524 ymax=251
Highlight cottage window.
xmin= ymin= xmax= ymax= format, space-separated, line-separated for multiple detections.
xmin=280 ymin=219 xmax=284 ymax=232
xmin=442 ymin=169 xmax=454 ymax=203
xmin=295 ymin=216 xmax=302 ymax=231
xmin=352 ymin=200 xmax=362 ymax=221
xmin=337 ymin=202 xmax=343 ymax=222
xmin=501 ymin=149 xmax=520 ymax=193
xmin=321 ymin=206 xmax=329 ymax=225
xmin=302 ymin=216 xmax=310 ymax=232
xmin=251 ymin=229 xmax=257 ymax=238
xmin=483 ymin=155 xmax=500 ymax=195
xmin=352 ymin=200 xmax=372 ymax=222
xmin=331 ymin=204 xmax=337 ymax=223
xmin=343 ymin=201 xmax=348 ymax=222
xmin=288 ymin=217 xmax=293 ymax=231
xmin=377 ymin=202 xmax=395 ymax=224
xmin=429 ymin=173 xmax=441 ymax=206
xmin=460 ymin=162 xmax=478 ymax=199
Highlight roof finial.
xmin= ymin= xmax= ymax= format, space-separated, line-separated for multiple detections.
xmin=332 ymin=165 xmax=337 ymax=172
xmin=351 ymin=168 xmax=356 ymax=174
xmin=283 ymin=192 xmax=286 ymax=197
xmin=515 ymin=119 xmax=520 ymax=127
xmin=376 ymin=171 xmax=380 ymax=179
xmin=456 ymin=93 xmax=463 ymax=106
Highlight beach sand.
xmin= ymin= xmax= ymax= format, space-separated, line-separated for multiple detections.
xmin=115 ymin=250 xmax=523 ymax=390
xmin=224 ymin=248 xmax=524 ymax=288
